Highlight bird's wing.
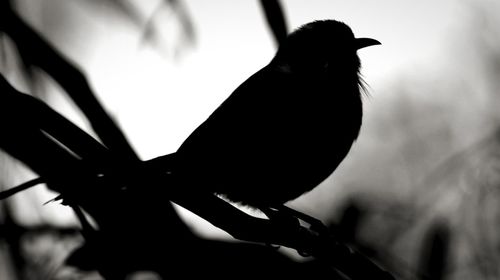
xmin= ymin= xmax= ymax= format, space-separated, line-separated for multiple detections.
xmin=176 ymin=65 xmax=301 ymax=160
xmin=175 ymin=65 xmax=354 ymax=205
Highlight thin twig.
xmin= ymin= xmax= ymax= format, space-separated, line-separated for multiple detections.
xmin=170 ymin=189 xmax=395 ymax=280
xmin=0 ymin=177 xmax=44 ymax=200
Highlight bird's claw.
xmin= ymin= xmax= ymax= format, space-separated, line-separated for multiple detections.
xmin=260 ymin=205 xmax=332 ymax=258
xmin=260 ymin=207 xmax=301 ymax=229
xmin=274 ymin=205 xmax=330 ymax=237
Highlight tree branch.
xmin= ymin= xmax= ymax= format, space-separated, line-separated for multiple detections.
xmin=1 ymin=7 xmax=138 ymax=161
xmin=170 ymin=189 xmax=396 ymax=280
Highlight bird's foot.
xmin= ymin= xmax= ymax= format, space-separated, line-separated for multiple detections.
xmin=260 ymin=205 xmax=332 ymax=257
xmin=272 ymin=205 xmax=330 ymax=237
xmin=260 ymin=206 xmax=301 ymax=230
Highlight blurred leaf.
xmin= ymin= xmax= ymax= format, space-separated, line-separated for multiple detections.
xmin=83 ymin=0 xmax=196 ymax=59
xmin=0 ymin=0 xmax=41 ymax=95
xmin=418 ymin=222 xmax=450 ymax=280
xmin=140 ymin=0 xmax=196 ymax=59
xmin=259 ymin=0 xmax=288 ymax=46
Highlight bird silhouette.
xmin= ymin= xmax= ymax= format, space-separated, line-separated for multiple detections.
xmin=148 ymin=20 xmax=380 ymax=210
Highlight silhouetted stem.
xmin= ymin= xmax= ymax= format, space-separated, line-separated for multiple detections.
xmin=259 ymin=0 xmax=288 ymax=46
xmin=0 ymin=177 xmax=44 ymax=200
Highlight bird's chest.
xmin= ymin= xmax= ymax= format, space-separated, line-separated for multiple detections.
xmin=256 ymin=93 xmax=357 ymax=167
xmin=269 ymin=84 xmax=359 ymax=140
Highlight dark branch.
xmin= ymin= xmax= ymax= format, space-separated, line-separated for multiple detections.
xmin=1 ymin=76 xmax=121 ymax=222
xmin=0 ymin=177 xmax=44 ymax=200
xmin=1 ymin=8 xmax=138 ymax=161
xmin=171 ymin=189 xmax=395 ymax=280
xmin=259 ymin=0 xmax=288 ymax=46
xmin=0 ymin=76 xmax=114 ymax=171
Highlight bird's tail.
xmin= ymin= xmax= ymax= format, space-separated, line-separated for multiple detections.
xmin=142 ymin=152 xmax=178 ymax=174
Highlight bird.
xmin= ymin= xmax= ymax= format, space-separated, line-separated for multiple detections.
xmin=147 ymin=20 xmax=380 ymax=211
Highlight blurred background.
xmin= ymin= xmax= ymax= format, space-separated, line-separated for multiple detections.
xmin=1 ymin=0 xmax=500 ymax=279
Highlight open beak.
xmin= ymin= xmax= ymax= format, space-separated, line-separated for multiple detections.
xmin=355 ymin=37 xmax=381 ymax=50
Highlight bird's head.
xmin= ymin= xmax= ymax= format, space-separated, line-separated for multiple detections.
xmin=273 ymin=20 xmax=380 ymax=75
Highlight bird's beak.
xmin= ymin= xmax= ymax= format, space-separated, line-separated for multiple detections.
xmin=355 ymin=38 xmax=381 ymax=50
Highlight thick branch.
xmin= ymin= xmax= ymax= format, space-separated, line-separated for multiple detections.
xmin=1 ymin=76 xmax=123 ymax=223
xmin=171 ymin=190 xmax=395 ymax=280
